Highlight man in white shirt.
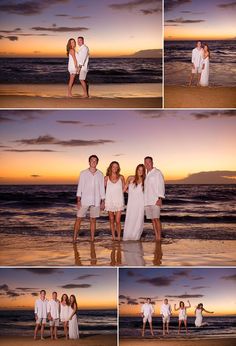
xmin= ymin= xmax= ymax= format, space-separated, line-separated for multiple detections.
xmin=189 ymin=41 xmax=204 ymax=86
xmin=144 ymin=156 xmax=165 ymax=241
xmin=47 ymin=291 xmax=60 ymax=340
xmin=141 ymin=298 xmax=154 ymax=337
xmin=161 ymin=298 xmax=172 ymax=335
xmin=34 ymin=290 xmax=48 ymax=340
xmin=73 ymin=155 xmax=105 ymax=242
xmin=76 ymin=36 xmax=89 ymax=98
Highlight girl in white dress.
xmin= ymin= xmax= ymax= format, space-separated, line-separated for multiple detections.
xmin=195 ymin=303 xmax=214 ymax=327
xmin=68 ymin=295 xmax=79 ymax=339
xmin=123 ymin=164 xmax=146 ymax=241
xmin=66 ymin=38 xmax=79 ymax=97
xmin=60 ymin=294 xmax=70 ymax=339
xmin=105 ymin=161 xmax=125 ymax=241
xmin=200 ymin=44 xmax=210 ymax=87
xmin=174 ymin=300 xmax=191 ymax=334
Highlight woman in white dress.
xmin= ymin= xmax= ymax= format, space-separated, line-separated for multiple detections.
xmin=174 ymin=300 xmax=191 ymax=334
xmin=60 ymin=294 xmax=70 ymax=339
xmin=68 ymin=295 xmax=79 ymax=339
xmin=123 ymin=164 xmax=146 ymax=241
xmin=105 ymin=161 xmax=125 ymax=241
xmin=66 ymin=38 xmax=79 ymax=97
xmin=200 ymin=43 xmax=210 ymax=86
xmin=195 ymin=303 xmax=214 ymax=327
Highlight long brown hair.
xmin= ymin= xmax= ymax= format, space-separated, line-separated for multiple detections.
xmin=133 ymin=164 xmax=146 ymax=190
xmin=61 ymin=293 xmax=69 ymax=306
xmin=106 ymin=161 xmax=120 ymax=178
xmin=66 ymin=38 xmax=76 ymax=56
xmin=203 ymin=43 xmax=210 ymax=58
xmin=70 ymin=294 xmax=78 ymax=310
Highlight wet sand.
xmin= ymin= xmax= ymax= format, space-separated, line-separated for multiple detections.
xmin=0 ymin=335 xmax=117 ymax=346
xmin=164 ymin=86 xmax=236 ymax=108
xmin=0 ymin=235 xmax=235 ymax=266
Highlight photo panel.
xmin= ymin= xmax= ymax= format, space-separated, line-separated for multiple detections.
xmin=0 ymin=109 xmax=235 ymax=267
xmin=0 ymin=267 xmax=118 ymax=345
xmin=119 ymin=267 xmax=236 ymax=345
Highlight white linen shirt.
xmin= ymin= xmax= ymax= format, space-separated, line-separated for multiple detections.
xmin=144 ymin=168 xmax=165 ymax=206
xmin=141 ymin=303 xmax=154 ymax=317
xmin=76 ymin=168 xmax=105 ymax=207
xmin=35 ymin=298 xmax=48 ymax=319
xmin=191 ymin=47 xmax=203 ymax=68
xmin=76 ymin=44 xmax=89 ymax=70
xmin=161 ymin=303 xmax=172 ymax=317
xmin=47 ymin=299 xmax=60 ymax=319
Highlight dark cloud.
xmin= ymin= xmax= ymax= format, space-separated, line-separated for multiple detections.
xmin=16 ymin=287 xmax=39 ymax=292
xmin=137 ymin=110 xmax=164 ymax=118
xmin=165 ymin=17 xmax=205 ymax=24
xmin=166 ymin=294 xmax=204 ymax=298
xmin=31 ymin=292 xmax=39 ymax=296
xmin=56 ymin=120 xmax=83 ymax=124
xmin=0 ymin=284 xmax=9 ymax=291
xmin=192 ymin=276 xmax=204 ymax=281
xmin=0 ymin=0 xmax=70 ymax=16
xmin=0 ymin=28 xmax=21 ymax=33
xmin=71 ymin=16 xmax=90 ymax=20
xmin=14 ymin=135 xmax=115 ymax=147
xmin=31 ymin=175 xmax=41 ymax=178
xmin=191 ymin=286 xmax=208 ymax=290
xmin=32 ymin=26 xmax=89 ymax=32
xmin=119 ymin=294 xmax=128 ymax=299
xmin=140 ymin=7 xmax=161 ymax=15
xmin=24 ymin=268 xmax=62 ymax=275
xmin=75 ymin=274 xmax=99 ymax=280
xmin=191 ymin=110 xmax=236 ymax=120
xmin=0 ymin=35 xmax=19 ymax=41
xmin=60 ymin=284 xmax=91 ymax=289
xmin=221 ymin=274 xmax=236 ymax=281
xmin=173 ymin=270 xmax=189 ymax=277
xmin=110 ymin=0 xmax=159 ymax=11
xmin=127 ymin=298 xmax=139 ymax=305
xmin=165 ymin=0 xmax=191 ymax=12
xmin=114 ymin=153 xmax=124 ymax=157
xmin=4 ymin=149 xmax=58 ymax=152
xmin=6 ymin=290 xmax=23 ymax=298
xmin=0 ymin=115 xmax=15 ymax=123
xmin=83 ymin=123 xmax=114 ymax=127
xmin=218 ymin=1 xmax=236 ymax=9
xmin=137 ymin=276 xmax=174 ymax=286
xmin=0 ymin=110 xmax=41 ymax=121
xmin=127 ymin=270 xmax=135 ymax=277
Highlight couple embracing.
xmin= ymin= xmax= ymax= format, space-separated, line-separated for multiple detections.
xmin=73 ymin=155 xmax=165 ymax=242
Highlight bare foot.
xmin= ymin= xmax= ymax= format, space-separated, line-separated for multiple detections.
xmin=81 ymin=94 xmax=89 ymax=98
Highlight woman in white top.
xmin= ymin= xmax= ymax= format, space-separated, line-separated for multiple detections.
xmin=195 ymin=303 xmax=214 ymax=327
xmin=123 ymin=164 xmax=145 ymax=241
xmin=174 ymin=300 xmax=191 ymax=334
xmin=105 ymin=161 xmax=125 ymax=241
xmin=68 ymin=295 xmax=79 ymax=339
xmin=60 ymin=294 xmax=70 ymax=339
xmin=67 ymin=38 xmax=79 ymax=97
xmin=200 ymin=43 xmax=210 ymax=87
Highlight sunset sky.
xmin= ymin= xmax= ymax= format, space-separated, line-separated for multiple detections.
xmin=0 ymin=0 xmax=162 ymax=57
xmin=119 ymin=268 xmax=236 ymax=316
xmin=0 ymin=110 xmax=235 ymax=184
xmin=0 ymin=268 xmax=117 ymax=310
xmin=164 ymin=0 xmax=236 ymax=40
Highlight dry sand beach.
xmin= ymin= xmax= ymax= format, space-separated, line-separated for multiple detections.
xmin=164 ymin=86 xmax=236 ymax=108
xmin=0 ymin=335 xmax=117 ymax=346
xmin=120 ymin=337 xmax=236 ymax=346
xmin=0 ymin=84 xmax=162 ymax=108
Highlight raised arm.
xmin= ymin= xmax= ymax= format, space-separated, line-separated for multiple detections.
xmin=174 ymin=304 xmax=179 ymax=311
xmin=203 ymin=308 xmax=214 ymax=314
xmin=186 ymin=300 xmax=191 ymax=309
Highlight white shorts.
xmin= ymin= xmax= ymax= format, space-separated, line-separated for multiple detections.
xmin=145 ymin=205 xmax=160 ymax=219
xmin=179 ymin=317 xmax=187 ymax=321
xmin=162 ymin=315 xmax=170 ymax=323
xmin=68 ymin=69 xmax=77 ymax=75
xmin=192 ymin=66 xmax=202 ymax=74
xmin=77 ymin=205 xmax=100 ymax=218
xmin=36 ymin=318 xmax=46 ymax=325
xmin=49 ymin=319 xmax=59 ymax=327
xmin=143 ymin=315 xmax=152 ymax=323
xmin=79 ymin=68 xmax=88 ymax=80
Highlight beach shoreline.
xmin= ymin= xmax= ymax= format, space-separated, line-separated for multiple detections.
xmin=164 ymin=86 xmax=236 ymax=108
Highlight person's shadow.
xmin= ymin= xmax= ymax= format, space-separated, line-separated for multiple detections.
xmin=73 ymin=241 xmax=97 ymax=266
xmin=110 ymin=241 xmax=122 ymax=266
xmin=152 ymin=241 xmax=162 ymax=266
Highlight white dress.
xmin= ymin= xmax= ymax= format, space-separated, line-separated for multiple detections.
xmin=105 ymin=178 xmax=124 ymax=212
xmin=68 ymin=307 xmax=79 ymax=339
xmin=68 ymin=53 xmax=77 ymax=74
xmin=195 ymin=308 xmax=203 ymax=327
xmin=123 ymin=183 xmax=144 ymax=241
xmin=179 ymin=308 xmax=187 ymax=320
xmin=200 ymin=57 xmax=209 ymax=86
xmin=60 ymin=303 xmax=70 ymax=322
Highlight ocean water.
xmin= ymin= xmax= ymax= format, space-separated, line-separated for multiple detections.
xmin=164 ymin=40 xmax=236 ymax=86
xmin=0 ymin=57 xmax=162 ymax=84
xmin=0 ymin=184 xmax=235 ymax=241
xmin=0 ymin=309 xmax=117 ymax=336
xmin=119 ymin=315 xmax=236 ymax=337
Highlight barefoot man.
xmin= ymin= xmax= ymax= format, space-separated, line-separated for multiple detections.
xmin=189 ymin=41 xmax=204 ymax=86
xmin=74 ymin=155 xmax=105 ymax=242
xmin=34 ymin=290 xmax=48 ymax=340
xmin=76 ymin=36 xmax=89 ymax=97
xmin=144 ymin=156 xmax=165 ymax=241
xmin=141 ymin=298 xmax=154 ymax=337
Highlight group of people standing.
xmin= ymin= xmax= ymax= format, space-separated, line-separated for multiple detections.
xmin=142 ymin=298 xmax=214 ymax=337
xmin=73 ymin=155 xmax=165 ymax=242
xmin=34 ymin=290 xmax=79 ymax=340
